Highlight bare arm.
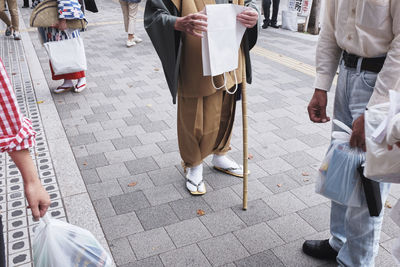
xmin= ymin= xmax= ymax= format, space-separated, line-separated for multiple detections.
xmin=9 ymin=150 xmax=50 ymax=220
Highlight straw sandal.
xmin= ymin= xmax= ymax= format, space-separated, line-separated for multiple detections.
xmin=213 ymin=165 xmax=250 ymax=178
xmin=186 ymin=178 xmax=206 ymax=195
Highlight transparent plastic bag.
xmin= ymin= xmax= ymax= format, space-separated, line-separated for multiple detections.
xmin=33 ymin=215 xmax=112 ymax=267
xmin=316 ymin=120 xmax=364 ymax=207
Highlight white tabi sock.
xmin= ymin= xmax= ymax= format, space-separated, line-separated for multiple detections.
xmin=61 ymin=79 xmax=73 ymax=88
xmin=187 ymin=164 xmax=203 ymax=185
xmin=211 ymin=154 xmax=239 ymax=169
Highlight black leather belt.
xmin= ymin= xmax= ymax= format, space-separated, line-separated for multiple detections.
xmin=342 ymin=51 xmax=386 ymax=73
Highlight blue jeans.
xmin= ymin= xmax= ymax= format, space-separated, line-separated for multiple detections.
xmin=329 ymin=60 xmax=391 ymax=267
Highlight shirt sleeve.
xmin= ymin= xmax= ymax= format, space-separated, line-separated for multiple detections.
xmin=0 ymin=59 xmax=36 ymax=153
xmin=57 ymin=0 xmax=85 ymax=20
xmin=313 ymin=0 xmax=342 ymax=91
xmin=368 ymin=1 xmax=400 ymax=107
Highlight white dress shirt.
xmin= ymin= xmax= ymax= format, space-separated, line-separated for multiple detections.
xmin=314 ymin=0 xmax=400 ymax=107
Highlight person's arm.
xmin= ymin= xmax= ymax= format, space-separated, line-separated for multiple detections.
xmin=9 ymin=150 xmax=50 ymax=220
xmin=308 ymin=1 xmax=341 ymax=123
xmin=0 ymin=59 xmax=50 ymax=220
xmin=368 ymin=1 xmax=400 ymax=107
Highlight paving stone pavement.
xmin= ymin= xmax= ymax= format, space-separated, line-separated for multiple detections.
xmin=12 ymin=0 xmax=400 ymax=266
xmin=1 ymin=30 xmax=67 ymax=267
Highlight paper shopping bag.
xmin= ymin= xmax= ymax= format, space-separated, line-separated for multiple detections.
xmin=202 ymin=4 xmax=247 ymax=77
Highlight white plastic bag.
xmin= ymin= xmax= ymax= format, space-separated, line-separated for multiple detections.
xmin=281 ymin=10 xmax=298 ymax=32
xmin=364 ymin=90 xmax=400 ymax=183
xmin=33 ymin=215 xmax=112 ymax=267
xmin=44 ymin=37 xmax=87 ymax=75
xmin=316 ymin=120 xmax=364 ymax=207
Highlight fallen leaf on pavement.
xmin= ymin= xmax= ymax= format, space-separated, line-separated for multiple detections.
xmin=83 ymin=162 xmax=88 ymax=166
xmin=128 ymin=182 xmax=137 ymax=187
xmin=303 ymin=178 xmax=309 ymax=182
xmin=248 ymin=154 xmax=254 ymax=160
xmin=37 ymin=100 xmax=44 ymax=104
xmin=146 ymin=104 xmax=152 ymax=107
xmin=385 ymin=201 xmax=392 ymax=209
xmin=302 ymin=172 xmax=309 ymax=176
xmin=154 ymin=68 xmax=159 ymax=71
xmin=277 ymin=184 xmax=282 ymax=187
xmin=197 ymin=209 xmax=205 ymax=216
xmin=12 ymin=73 xmax=16 ymax=75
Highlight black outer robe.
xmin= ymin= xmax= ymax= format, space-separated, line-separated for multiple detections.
xmin=144 ymin=0 xmax=258 ymax=104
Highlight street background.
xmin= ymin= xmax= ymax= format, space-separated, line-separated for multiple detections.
xmin=0 ymin=0 xmax=399 ymax=266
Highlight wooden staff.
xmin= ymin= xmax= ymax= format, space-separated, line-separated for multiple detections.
xmin=238 ymin=0 xmax=248 ymax=210
xmin=242 ymin=77 xmax=248 ymax=210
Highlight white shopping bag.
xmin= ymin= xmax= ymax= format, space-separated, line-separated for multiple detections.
xmin=364 ymin=90 xmax=400 ymax=182
xmin=33 ymin=215 xmax=112 ymax=267
xmin=44 ymin=37 xmax=87 ymax=75
xmin=202 ymin=4 xmax=247 ymax=79
xmin=281 ymin=10 xmax=298 ymax=32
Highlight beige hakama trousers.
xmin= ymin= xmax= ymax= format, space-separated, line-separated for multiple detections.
xmin=178 ymin=89 xmax=237 ymax=168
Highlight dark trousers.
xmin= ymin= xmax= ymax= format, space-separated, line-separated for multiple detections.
xmin=0 ymin=216 xmax=5 ymax=267
xmin=262 ymin=0 xmax=280 ymax=25
xmin=23 ymin=0 xmax=33 ymax=7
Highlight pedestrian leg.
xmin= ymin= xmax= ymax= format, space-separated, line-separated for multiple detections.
xmin=261 ymin=0 xmax=271 ymax=28
xmin=270 ymin=0 xmax=280 ymax=26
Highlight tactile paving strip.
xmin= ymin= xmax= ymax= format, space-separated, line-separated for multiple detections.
xmin=1 ymin=35 xmax=67 ymax=267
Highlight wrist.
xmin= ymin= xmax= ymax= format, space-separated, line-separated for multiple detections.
xmin=174 ymin=17 xmax=182 ymax=31
xmin=23 ymin=174 xmax=40 ymax=186
xmin=315 ymin=88 xmax=327 ymax=94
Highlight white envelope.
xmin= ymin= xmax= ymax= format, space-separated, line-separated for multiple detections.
xmin=202 ymin=4 xmax=247 ymax=77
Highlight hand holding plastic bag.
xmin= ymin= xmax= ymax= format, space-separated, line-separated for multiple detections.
xmin=316 ymin=120 xmax=364 ymax=207
xmin=33 ymin=214 xmax=112 ymax=267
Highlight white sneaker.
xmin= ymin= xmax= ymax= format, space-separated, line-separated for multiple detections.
xmin=126 ymin=39 xmax=136 ymax=47
xmin=13 ymin=31 xmax=21 ymax=40
xmin=133 ymin=36 xmax=142 ymax=43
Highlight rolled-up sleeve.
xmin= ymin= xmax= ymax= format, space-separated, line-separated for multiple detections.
xmin=0 ymin=59 xmax=36 ymax=153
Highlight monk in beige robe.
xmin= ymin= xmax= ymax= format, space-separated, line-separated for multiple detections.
xmin=145 ymin=0 xmax=258 ymax=195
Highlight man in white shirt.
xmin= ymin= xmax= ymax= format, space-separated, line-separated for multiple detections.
xmin=303 ymin=1 xmax=399 ymax=266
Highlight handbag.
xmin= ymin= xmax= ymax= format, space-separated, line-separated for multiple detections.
xmin=30 ymin=0 xmax=87 ymax=29
xmin=84 ymin=0 xmax=98 ymax=13
xmin=44 ymin=37 xmax=87 ymax=75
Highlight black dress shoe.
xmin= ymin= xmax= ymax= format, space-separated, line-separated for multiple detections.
xmin=262 ymin=23 xmax=268 ymax=29
xmin=22 ymin=5 xmax=29 ymax=8
xmin=302 ymin=239 xmax=338 ymax=261
xmin=269 ymin=23 xmax=280 ymax=29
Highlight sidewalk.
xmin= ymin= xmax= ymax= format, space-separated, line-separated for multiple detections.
xmin=2 ymin=0 xmax=400 ymax=266
xmin=1 ymin=10 xmax=111 ymax=267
